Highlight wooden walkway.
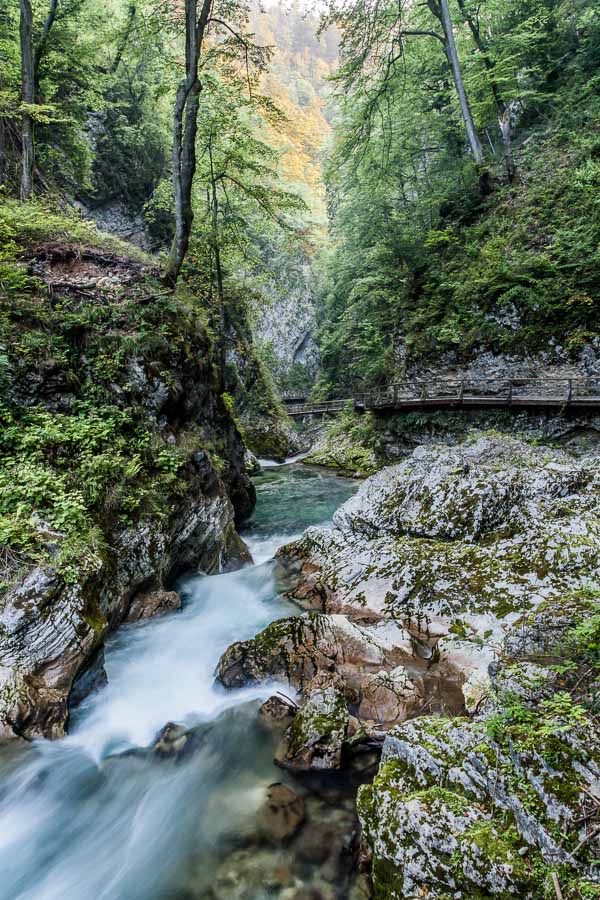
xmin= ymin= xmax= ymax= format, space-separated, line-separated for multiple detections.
xmin=286 ymin=377 xmax=600 ymax=417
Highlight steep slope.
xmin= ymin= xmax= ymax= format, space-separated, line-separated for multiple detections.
xmin=0 ymin=201 xmax=255 ymax=740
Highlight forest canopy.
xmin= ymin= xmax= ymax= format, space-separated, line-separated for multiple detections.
xmin=1 ymin=0 xmax=599 ymax=393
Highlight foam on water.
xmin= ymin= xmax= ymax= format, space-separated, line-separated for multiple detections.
xmin=0 ymin=463 xmax=358 ymax=900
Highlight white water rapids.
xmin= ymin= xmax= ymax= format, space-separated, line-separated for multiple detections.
xmin=0 ymin=464 xmax=356 ymax=900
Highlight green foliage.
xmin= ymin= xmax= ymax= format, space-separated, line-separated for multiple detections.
xmin=317 ymin=0 xmax=600 ymax=392
xmin=486 ymin=689 xmax=589 ymax=745
xmin=0 ymin=200 xmax=232 ymax=594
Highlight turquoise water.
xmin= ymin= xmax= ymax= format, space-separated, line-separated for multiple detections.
xmin=241 ymin=464 xmax=358 ymax=563
xmin=0 ymin=463 xmax=357 ymax=900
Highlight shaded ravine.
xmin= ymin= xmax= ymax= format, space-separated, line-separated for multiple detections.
xmin=0 ymin=464 xmax=356 ymax=900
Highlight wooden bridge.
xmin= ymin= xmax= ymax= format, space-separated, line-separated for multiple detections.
xmin=286 ymin=377 xmax=600 ymax=417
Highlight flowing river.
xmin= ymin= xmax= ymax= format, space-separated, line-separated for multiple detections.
xmin=0 ymin=464 xmax=357 ymax=900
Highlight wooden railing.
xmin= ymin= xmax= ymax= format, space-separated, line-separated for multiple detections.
xmin=287 ymin=376 xmax=600 ymax=417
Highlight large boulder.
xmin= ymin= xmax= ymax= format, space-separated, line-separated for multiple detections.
xmin=357 ymin=598 xmax=600 ymax=898
xmin=216 ymin=612 xmax=396 ymax=696
xmin=280 ymin=436 xmax=600 ymax=691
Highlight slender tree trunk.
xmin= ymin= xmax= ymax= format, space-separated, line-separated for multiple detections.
xmin=111 ymin=2 xmax=136 ymax=74
xmin=19 ymin=0 xmax=60 ymax=200
xmin=209 ymin=141 xmax=226 ymax=388
xmin=0 ymin=119 xmax=6 ymax=186
xmin=429 ymin=0 xmax=484 ymax=165
xmin=19 ymin=0 xmax=35 ymax=200
xmin=163 ymin=0 xmax=212 ymax=287
xmin=455 ymin=0 xmax=516 ymax=180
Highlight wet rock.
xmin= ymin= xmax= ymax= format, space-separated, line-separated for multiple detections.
xmin=257 ymin=782 xmax=305 ymax=843
xmin=152 ymin=722 xmax=190 ymax=757
xmin=244 ymin=449 xmax=261 ymax=475
xmin=280 ymin=885 xmax=335 ymax=900
xmin=150 ymin=721 xmax=209 ymax=759
xmin=216 ymin=612 xmax=393 ymax=696
xmin=242 ymin=417 xmax=304 ymax=461
xmin=347 ymin=874 xmax=372 ymax=900
xmin=280 ymin=686 xmax=349 ymax=770
xmin=294 ymin=822 xmax=336 ymax=864
xmin=209 ymin=847 xmax=296 ymax=899
xmin=357 ymin=666 xmax=423 ymax=724
xmin=126 ymin=589 xmax=182 ymax=622
xmin=258 ymin=695 xmax=297 ymax=731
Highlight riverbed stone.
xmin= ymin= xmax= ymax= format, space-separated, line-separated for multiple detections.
xmin=280 ymin=686 xmax=349 ymax=770
xmin=256 ymin=782 xmax=305 ymax=843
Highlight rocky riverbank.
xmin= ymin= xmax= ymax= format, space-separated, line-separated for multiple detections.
xmin=216 ymin=434 xmax=600 ymax=897
xmin=0 ymin=210 xmax=257 ymax=741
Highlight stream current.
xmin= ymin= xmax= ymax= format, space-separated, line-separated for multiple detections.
xmin=0 ymin=464 xmax=356 ymax=900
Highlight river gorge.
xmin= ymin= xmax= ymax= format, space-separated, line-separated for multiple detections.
xmin=0 ymin=464 xmax=359 ymax=900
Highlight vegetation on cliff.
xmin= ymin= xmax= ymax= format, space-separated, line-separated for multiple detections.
xmin=316 ymin=0 xmax=600 ymax=390
xmin=0 ymin=199 xmax=253 ymax=598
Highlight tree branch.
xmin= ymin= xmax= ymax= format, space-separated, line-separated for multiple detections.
xmin=34 ymin=0 xmax=59 ymax=79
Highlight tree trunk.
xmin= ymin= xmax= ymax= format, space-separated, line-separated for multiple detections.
xmin=455 ymin=0 xmax=516 ymax=181
xmin=0 ymin=119 xmax=6 ymax=187
xmin=19 ymin=0 xmax=35 ymax=200
xmin=429 ymin=0 xmax=484 ymax=165
xmin=209 ymin=142 xmax=226 ymax=388
xmin=111 ymin=2 xmax=136 ymax=74
xmin=163 ymin=0 xmax=213 ymax=287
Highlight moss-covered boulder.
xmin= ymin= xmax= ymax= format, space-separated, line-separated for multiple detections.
xmin=357 ymin=598 xmax=600 ymax=898
xmin=280 ymin=436 xmax=600 ymax=701
xmin=280 ymin=685 xmax=349 ymax=770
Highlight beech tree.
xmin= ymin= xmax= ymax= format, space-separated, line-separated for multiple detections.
xmin=163 ymin=0 xmax=213 ymax=286
xmin=324 ymin=0 xmax=485 ymax=167
xmin=18 ymin=0 xmax=60 ymax=200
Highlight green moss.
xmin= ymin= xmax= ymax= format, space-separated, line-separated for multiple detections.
xmin=0 ymin=199 xmax=247 ymax=599
xmin=371 ymin=856 xmax=404 ymax=900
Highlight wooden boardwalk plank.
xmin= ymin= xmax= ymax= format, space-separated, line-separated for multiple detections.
xmin=287 ymin=381 xmax=600 ymax=417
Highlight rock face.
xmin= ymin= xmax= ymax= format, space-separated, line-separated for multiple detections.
xmin=252 ymin=256 xmax=320 ymax=393
xmin=0 ymin=246 xmax=257 ymax=742
xmin=281 ymin=436 xmax=600 ymax=688
xmin=358 ymin=596 xmax=600 ymax=897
